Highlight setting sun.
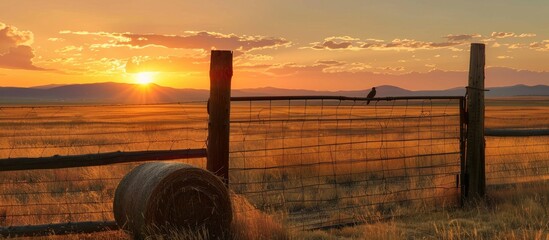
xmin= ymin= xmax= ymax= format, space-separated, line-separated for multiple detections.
xmin=135 ymin=72 xmax=155 ymax=85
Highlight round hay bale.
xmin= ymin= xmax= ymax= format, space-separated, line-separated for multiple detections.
xmin=113 ymin=162 xmax=232 ymax=239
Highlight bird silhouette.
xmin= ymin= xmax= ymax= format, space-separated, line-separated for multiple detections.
xmin=366 ymin=87 xmax=376 ymax=105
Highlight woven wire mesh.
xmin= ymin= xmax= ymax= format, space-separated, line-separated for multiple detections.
xmin=0 ymin=102 xmax=208 ymax=227
xmin=486 ymin=105 xmax=549 ymax=186
xmin=229 ymin=98 xmax=462 ymax=230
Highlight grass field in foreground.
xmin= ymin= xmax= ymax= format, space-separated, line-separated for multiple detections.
xmin=0 ymin=97 xmax=548 ymax=239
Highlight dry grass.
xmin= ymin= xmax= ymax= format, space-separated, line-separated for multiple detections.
xmin=291 ymin=183 xmax=549 ymax=240
xmin=0 ymin=97 xmax=548 ymax=239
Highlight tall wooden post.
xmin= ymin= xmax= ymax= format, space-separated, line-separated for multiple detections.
xmin=207 ymin=50 xmax=233 ymax=185
xmin=465 ymin=43 xmax=486 ymax=199
xmin=459 ymin=97 xmax=467 ymax=205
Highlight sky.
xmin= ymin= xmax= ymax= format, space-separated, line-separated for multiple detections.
xmin=0 ymin=0 xmax=548 ymax=90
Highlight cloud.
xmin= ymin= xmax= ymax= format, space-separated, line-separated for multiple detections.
xmin=236 ymin=53 xmax=274 ymax=62
xmin=118 ymin=31 xmax=291 ymax=52
xmin=59 ymin=30 xmax=130 ymax=42
xmin=362 ymin=38 xmax=463 ymax=51
xmin=0 ymin=22 xmax=33 ymax=53
xmin=311 ymin=40 xmax=354 ymax=50
xmin=60 ymin=30 xmax=291 ymax=53
xmin=47 ymin=37 xmax=65 ymax=42
xmin=308 ymin=36 xmax=362 ymax=50
xmin=55 ymin=45 xmax=84 ymax=53
xmin=0 ymin=22 xmax=44 ymax=70
xmin=529 ymin=40 xmax=549 ymax=51
xmin=315 ymin=60 xmax=345 ymax=65
xmin=308 ymin=35 xmax=466 ymax=51
xmin=307 ymin=32 xmax=541 ymax=52
xmin=491 ymin=32 xmax=537 ymax=39
xmin=496 ymin=55 xmax=513 ymax=59
xmin=444 ymin=34 xmax=481 ymax=41
xmin=516 ymin=33 xmax=537 ymax=38
xmin=491 ymin=32 xmax=515 ymax=39
xmin=235 ymin=63 xmax=273 ymax=70
xmin=508 ymin=43 xmax=524 ymax=49
xmin=0 ymin=24 xmax=33 ymax=51
xmin=326 ymin=36 xmax=360 ymax=41
xmin=0 ymin=45 xmax=45 ymax=70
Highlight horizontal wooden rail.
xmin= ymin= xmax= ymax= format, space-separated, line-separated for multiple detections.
xmin=0 ymin=221 xmax=118 ymax=238
xmin=231 ymin=95 xmax=465 ymax=102
xmin=485 ymin=128 xmax=549 ymax=137
xmin=0 ymin=148 xmax=207 ymax=172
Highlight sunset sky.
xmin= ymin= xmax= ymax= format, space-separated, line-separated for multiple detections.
xmin=1 ymin=0 xmax=548 ymax=90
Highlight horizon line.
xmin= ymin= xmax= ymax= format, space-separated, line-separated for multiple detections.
xmin=2 ymin=81 xmax=548 ymax=92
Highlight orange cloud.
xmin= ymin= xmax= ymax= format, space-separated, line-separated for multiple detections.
xmin=0 ymin=46 xmax=45 ymax=70
xmin=0 ymin=22 xmax=44 ymax=70
xmin=529 ymin=40 xmax=549 ymax=51
xmin=491 ymin=32 xmax=537 ymax=39
xmin=118 ymin=31 xmax=291 ymax=52
xmin=311 ymin=40 xmax=354 ymax=50
xmin=0 ymin=22 xmax=33 ymax=51
xmin=517 ymin=33 xmax=537 ymax=38
xmin=444 ymin=34 xmax=481 ymax=41
xmin=309 ymin=32 xmax=542 ymax=52
xmin=496 ymin=55 xmax=513 ymax=59
xmin=308 ymin=36 xmax=465 ymax=51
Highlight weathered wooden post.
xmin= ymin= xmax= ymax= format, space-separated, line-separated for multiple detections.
xmin=465 ymin=43 xmax=486 ymax=199
xmin=207 ymin=50 xmax=233 ymax=185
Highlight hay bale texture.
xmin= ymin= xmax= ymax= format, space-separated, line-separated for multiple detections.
xmin=113 ymin=162 xmax=232 ymax=239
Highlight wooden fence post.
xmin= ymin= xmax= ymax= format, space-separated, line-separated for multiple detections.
xmin=207 ymin=50 xmax=233 ymax=185
xmin=465 ymin=43 xmax=486 ymax=199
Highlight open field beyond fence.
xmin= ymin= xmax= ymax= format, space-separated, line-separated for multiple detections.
xmin=0 ymin=97 xmax=548 ymax=238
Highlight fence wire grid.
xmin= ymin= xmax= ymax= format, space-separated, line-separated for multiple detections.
xmin=0 ymin=102 xmax=208 ymax=228
xmin=3 ymin=97 xmax=546 ymax=233
xmin=486 ymin=105 xmax=549 ymax=187
xmin=229 ymin=97 xmax=463 ymax=230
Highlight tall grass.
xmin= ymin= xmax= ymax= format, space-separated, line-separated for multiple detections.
xmin=0 ymin=99 xmax=548 ymax=239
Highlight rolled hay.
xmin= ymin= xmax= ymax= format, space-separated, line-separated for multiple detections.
xmin=113 ymin=162 xmax=232 ymax=239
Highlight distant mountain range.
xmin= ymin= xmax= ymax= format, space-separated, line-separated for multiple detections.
xmin=0 ymin=82 xmax=547 ymax=104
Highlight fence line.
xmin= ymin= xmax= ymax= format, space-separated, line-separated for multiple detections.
xmin=229 ymin=97 xmax=464 ymax=230
xmin=1 ymin=95 xmax=547 ymax=236
xmin=231 ymin=95 xmax=465 ymax=101
xmin=0 ymin=148 xmax=206 ymax=171
xmin=484 ymin=106 xmax=549 ymax=188
xmin=485 ymin=128 xmax=549 ymax=137
xmin=0 ymin=102 xmax=209 ymax=234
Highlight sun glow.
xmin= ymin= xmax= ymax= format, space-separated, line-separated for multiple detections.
xmin=135 ymin=72 xmax=155 ymax=85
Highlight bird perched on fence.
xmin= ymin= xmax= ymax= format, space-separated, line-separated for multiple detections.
xmin=366 ymin=87 xmax=376 ymax=105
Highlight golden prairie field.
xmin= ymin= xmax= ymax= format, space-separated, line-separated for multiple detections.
xmin=0 ymin=97 xmax=548 ymax=239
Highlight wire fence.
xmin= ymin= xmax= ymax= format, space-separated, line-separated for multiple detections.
xmin=2 ymin=97 xmax=547 ymax=233
xmin=0 ymin=102 xmax=208 ymax=228
xmin=228 ymin=97 xmax=463 ymax=230
xmin=485 ymin=105 xmax=549 ymax=187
